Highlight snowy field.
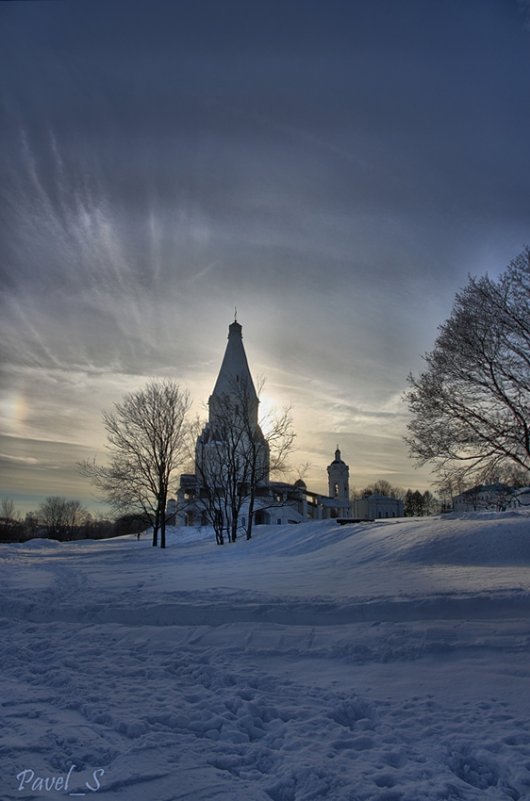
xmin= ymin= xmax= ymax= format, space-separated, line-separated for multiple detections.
xmin=2 ymin=513 xmax=530 ymax=801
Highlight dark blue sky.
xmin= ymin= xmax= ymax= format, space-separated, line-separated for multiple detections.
xmin=1 ymin=0 xmax=530 ymax=512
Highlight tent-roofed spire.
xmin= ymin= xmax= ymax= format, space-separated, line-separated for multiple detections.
xmin=210 ymin=320 xmax=258 ymax=406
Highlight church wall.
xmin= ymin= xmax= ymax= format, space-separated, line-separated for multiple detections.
xmin=352 ymin=495 xmax=404 ymax=520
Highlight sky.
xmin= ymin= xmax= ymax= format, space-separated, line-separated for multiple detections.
xmin=1 ymin=0 xmax=530 ymax=515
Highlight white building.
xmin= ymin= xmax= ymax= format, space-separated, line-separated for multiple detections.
xmin=452 ymin=484 xmax=515 ymax=512
xmin=170 ymin=320 xmax=352 ymax=529
xmin=351 ymin=493 xmax=403 ymax=521
xmin=327 ymin=447 xmax=351 ymax=518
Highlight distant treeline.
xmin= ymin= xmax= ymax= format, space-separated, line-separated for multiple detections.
xmin=0 ymin=496 xmax=149 ymax=543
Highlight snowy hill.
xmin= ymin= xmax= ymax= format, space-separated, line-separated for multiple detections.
xmin=1 ymin=514 xmax=530 ymax=800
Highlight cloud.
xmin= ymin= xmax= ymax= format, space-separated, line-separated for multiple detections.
xmin=1 ymin=0 xmax=529 ymax=512
xmin=0 ymin=452 xmax=39 ymax=465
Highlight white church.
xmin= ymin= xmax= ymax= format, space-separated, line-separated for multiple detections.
xmin=167 ymin=320 xmax=352 ymax=529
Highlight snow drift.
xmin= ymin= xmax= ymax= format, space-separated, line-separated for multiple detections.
xmin=1 ymin=512 xmax=530 ymax=800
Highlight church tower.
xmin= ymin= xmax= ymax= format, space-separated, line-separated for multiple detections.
xmin=196 ymin=320 xmax=270 ymax=489
xmin=208 ymin=319 xmax=259 ymax=430
xmin=327 ymin=446 xmax=351 ymax=516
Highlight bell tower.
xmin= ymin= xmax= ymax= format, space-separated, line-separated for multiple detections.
xmin=327 ymin=446 xmax=350 ymax=516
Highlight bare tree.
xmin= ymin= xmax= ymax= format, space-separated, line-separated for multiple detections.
xmin=64 ymin=500 xmax=89 ymax=537
xmin=81 ymin=380 xmax=191 ymax=548
xmin=354 ymin=480 xmax=404 ymax=500
xmin=0 ymin=500 xmax=23 ymax=541
xmin=192 ymin=408 xmax=248 ymax=544
xmin=37 ymin=497 xmax=89 ymax=540
xmin=38 ymin=496 xmax=67 ymax=539
xmin=0 ymin=497 xmax=16 ymax=520
xmin=293 ymin=462 xmax=312 ymax=482
xmin=406 ymin=249 xmax=530 ymax=485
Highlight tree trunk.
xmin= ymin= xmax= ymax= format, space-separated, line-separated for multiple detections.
xmin=160 ymin=495 xmax=167 ymax=549
xmin=246 ymin=488 xmax=255 ymax=540
xmin=229 ymin=504 xmax=238 ymax=542
xmin=152 ymin=509 xmax=159 ymax=546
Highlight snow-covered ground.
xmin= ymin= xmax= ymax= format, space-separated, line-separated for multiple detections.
xmin=2 ymin=513 xmax=530 ymax=800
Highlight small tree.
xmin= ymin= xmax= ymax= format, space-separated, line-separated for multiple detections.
xmin=406 ymin=249 xmax=530 ymax=485
xmin=404 ymin=489 xmax=438 ymax=516
xmin=404 ymin=489 xmax=418 ymax=516
xmin=81 ymin=380 xmax=190 ymax=548
xmin=422 ymin=490 xmax=438 ymax=516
